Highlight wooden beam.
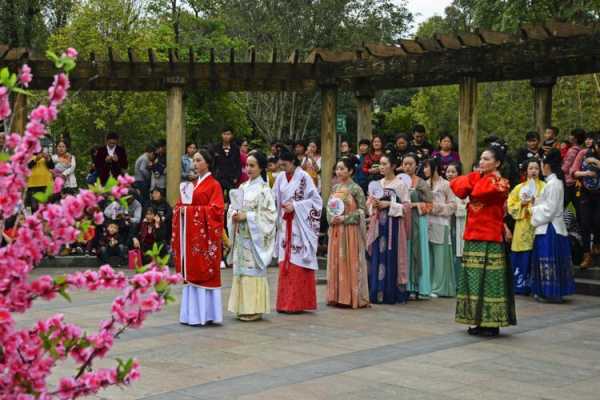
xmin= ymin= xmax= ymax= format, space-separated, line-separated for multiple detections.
xmin=10 ymin=93 xmax=27 ymax=135
xmin=320 ymin=86 xmax=337 ymax=203
xmin=415 ymin=37 xmax=443 ymax=52
xmin=363 ymin=43 xmax=407 ymax=57
xmin=531 ymin=77 xmax=556 ymax=136
xmin=520 ymin=24 xmax=550 ymax=41
xmin=458 ymin=32 xmax=483 ymax=47
xmin=399 ymin=39 xmax=424 ymax=54
xmin=434 ymin=33 xmax=462 ymax=50
xmin=476 ymin=29 xmax=515 ymax=45
xmin=545 ymin=21 xmax=593 ymax=37
xmin=458 ymin=77 xmax=478 ymax=174
xmin=356 ymin=94 xmax=373 ymax=146
xmin=166 ymin=85 xmax=185 ymax=206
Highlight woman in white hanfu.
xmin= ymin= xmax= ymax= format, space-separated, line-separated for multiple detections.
xmin=227 ymin=151 xmax=278 ymax=321
xmin=272 ymin=150 xmax=323 ymax=313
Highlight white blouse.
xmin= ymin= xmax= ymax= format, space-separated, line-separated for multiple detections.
xmin=531 ymin=174 xmax=568 ymax=236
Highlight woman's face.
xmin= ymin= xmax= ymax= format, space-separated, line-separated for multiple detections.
xmin=396 ymin=138 xmax=407 ymax=151
xmin=479 ymin=150 xmax=500 ymax=174
xmin=542 ymin=162 xmax=552 ymax=177
xmin=440 ymin=137 xmax=452 ymax=151
xmin=247 ymin=155 xmax=261 ymax=179
xmin=193 ymin=153 xmax=208 ymax=175
xmin=186 ymin=143 xmax=197 ymax=156
xmin=279 ymin=159 xmax=296 ymax=175
xmin=335 ymin=161 xmax=351 ymax=180
xmin=379 ymin=156 xmax=393 ymax=176
xmin=402 ymin=157 xmax=417 ymax=175
xmin=422 ymin=162 xmax=432 ymax=179
xmin=445 ymin=165 xmax=458 ymax=180
xmin=372 ymin=137 xmax=382 ymax=151
xmin=586 ymin=137 xmax=594 ymax=148
xmin=241 ymin=141 xmax=249 ymax=154
xmin=56 ymin=142 xmax=66 ymax=155
xmin=307 ymin=142 xmax=318 ymax=155
xmin=527 ymin=161 xmax=540 ymax=179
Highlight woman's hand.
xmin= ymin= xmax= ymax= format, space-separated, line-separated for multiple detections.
xmin=233 ymin=211 xmax=247 ymax=222
xmin=331 ymin=215 xmax=345 ymax=225
xmin=368 ymin=167 xmax=379 ymax=174
xmin=377 ymin=200 xmax=390 ymax=209
xmin=283 ymin=202 xmax=294 ymax=213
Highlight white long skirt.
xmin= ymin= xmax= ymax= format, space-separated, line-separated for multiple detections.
xmin=179 ymin=285 xmax=223 ymax=326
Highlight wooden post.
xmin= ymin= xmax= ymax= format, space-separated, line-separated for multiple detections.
xmin=166 ymin=84 xmax=185 ymax=206
xmin=10 ymin=93 xmax=27 ymax=134
xmin=531 ymin=77 xmax=556 ymax=137
xmin=355 ymin=94 xmax=373 ymax=148
xmin=458 ymin=77 xmax=478 ymax=173
xmin=320 ymin=86 xmax=337 ymax=203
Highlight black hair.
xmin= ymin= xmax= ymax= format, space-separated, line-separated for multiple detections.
xmin=413 ymin=124 xmax=426 ymax=134
xmin=395 ymin=133 xmax=410 ymax=143
xmin=151 ymin=187 xmax=164 ymax=194
xmin=267 ymin=156 xmax=279 ymax=164
xmin=185 ymin=141 xmax=196 ymax=149
xmin=106 ymin=132 xmax=119 ymax=141
xmin=525 ymin=131 xmax=540 ymax=141
xmin=145 ymin=144 xmax=156 ymax=153
xmin=221 ymin=127 xmax=234 ymax=134
xmin=524 ymin=157 xmax=542 ymax=174
xmin=423 ymin=157 xmax=442 ymax=186
xmin=336 ymin=157 xmax=356 ymax=175
xmin=278 ymin=148 xmax=300 ymax=166
xmin=358 ymin=138 xmax=371 ymax=147
xmin=155 ymin=138 xmax=166 ymax=148
xmin=438 ymin=132 xmax=454 ymax=144
xmin=547 ymin=126 xmax=560 ymax=136
xmin=571 ymin=128 xmax=586 ymax=146
xmin=484 ymin=144 xmax=506 ymax=168
xmin=145 ymin=206 xmax=157 ymax=215
xmin=402 ymin=152 xmax=419 ymax=165
xmin=543 ymin=149 xmax=564 ymax=181
xmin=248 ymin=150 xmax=268 ymax=181
xmin=197 ymin=148 xmax=215 ymax=172
xmin=446 ymin=161 xmax=462 ymax=175
xmin=294 ymin=140 xmax=307 ymax=149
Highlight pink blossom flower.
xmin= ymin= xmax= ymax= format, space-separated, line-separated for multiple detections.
xmin=65 ymin=48 xmax=78 ymax=59
xmin=19 ymin=64 xmax=32 ymax=87
xmin=0 ymin=86 xmax=10 ymax=120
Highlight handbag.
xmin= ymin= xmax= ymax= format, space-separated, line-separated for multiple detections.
xmin=128 ymin=249 xmax=143 ymax=270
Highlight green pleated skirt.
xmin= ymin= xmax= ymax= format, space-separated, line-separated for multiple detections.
xmin=455 ymin=240 xmax=517 ymax=328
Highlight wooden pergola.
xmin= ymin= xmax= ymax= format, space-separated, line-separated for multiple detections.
xmin=2 ymin=20 xmax=600 ymax=204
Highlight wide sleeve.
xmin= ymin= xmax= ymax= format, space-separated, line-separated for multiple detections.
xmin=531 ymin=183 xmax=561 ymax=228
xmin=416 ymin=179 xmax=433 ymax=215
xmin=62 ymin=155 xmax=76 ymax=177
xmin=431 ymin=181 xmax=457 ymax=217
xmin=507 ymin=184 xmax=529 ymax=221
xmin=388 ymin=181 xmax=408 ymax=218
xmin=450 ymin=172 xmax=480 ymax=199
xmin=245 ymin=186 xmax=278 ymax=269
xmin=470 ymin=174 xmax=510 ymax=202
xmin=292 ymin=174 xmax=323 ymax=257
xmin=326 ymin=184 xmax=339 ymax=224
xmin=343 ymin=183 xmax=366 ymax=225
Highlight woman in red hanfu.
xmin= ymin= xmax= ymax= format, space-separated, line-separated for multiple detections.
xmin=273 ymin=150 xmax=323 ymax=313
xmin=172 ymin=149 xmax=225 ymax=326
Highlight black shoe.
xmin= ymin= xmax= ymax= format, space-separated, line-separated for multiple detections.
xmin=467 ymin=326 xmax=481 ymax=336
xmin=480 ymin=327 xmax=500 ymax=337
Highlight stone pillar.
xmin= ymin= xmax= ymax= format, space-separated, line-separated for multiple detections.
xmin=10 ymin=93 xmax=27 ymax=134
xmin=531 ymin=77 xmax=556 ymax=137
xmin=355 ymin=94 xmax=373 ymax=149
xmin=166 ymin=84 xmax=185 ymax=206
xmin=458 ymin=77 xmax=478 ymax=173
xmin=320 ymin=86 xmax=337 ymax=203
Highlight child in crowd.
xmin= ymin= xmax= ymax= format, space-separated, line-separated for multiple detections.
xmin=98 ymin=222 xmax=128 ymax=266
xmin=147 ymin=188 xmax=172 ymax=245
xmin=267 ymin=156 xmax=280 ymax=188
xmin=133 ymin=207 xmax=168 ymax=263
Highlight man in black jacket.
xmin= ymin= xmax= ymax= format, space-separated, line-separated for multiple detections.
xmin=210 ymin=127 xmax=241 ymax=202
xmin=94 ymin=132 xmax=128 ymax=185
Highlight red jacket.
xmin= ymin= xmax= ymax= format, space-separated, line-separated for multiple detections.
xmin=450 ymin=172 xmax=509 ymax=243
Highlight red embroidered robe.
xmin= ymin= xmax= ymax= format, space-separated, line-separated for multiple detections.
xmin=172 ymin=174 xmax=224 ymax=287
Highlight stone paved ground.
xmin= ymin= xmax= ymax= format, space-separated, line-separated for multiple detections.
xmin=16 ymin=267 xmax=600 ymax=400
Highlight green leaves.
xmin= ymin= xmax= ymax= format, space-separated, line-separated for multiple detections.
xmin=0 ymin=67 xmax=30 ymax=96
xmin=0 ymin=152 xmax=10 ymax=162
xmin=116 ymin=358 xmax=135 ymax=382
xmin=46 ymin=50 xmax=77 ymax=73
xmin=53 ymin=275 xmax=72 ymax=302
xmin=33 ymin=182 xmax=56 ymax=204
